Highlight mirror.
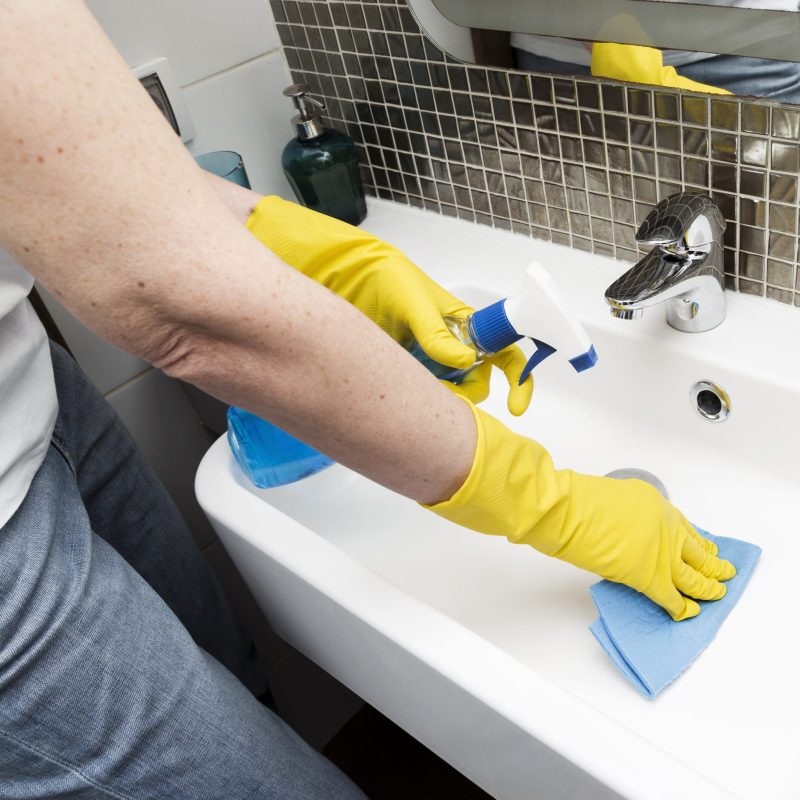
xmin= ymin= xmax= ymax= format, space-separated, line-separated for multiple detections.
xmin=414 ymin=0 xmax=800 ymax=104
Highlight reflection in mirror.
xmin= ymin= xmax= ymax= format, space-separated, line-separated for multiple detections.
xmin=414 ymin=0 xmax=800 ymax=104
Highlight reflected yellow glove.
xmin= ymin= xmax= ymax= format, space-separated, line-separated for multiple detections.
xmin=427 ymin=399 xmax=736 ymax=620
xmin=591 ymin=43 xmax=731 ymax=95
xmin=246 ymin=195 xmax=532 ymax=415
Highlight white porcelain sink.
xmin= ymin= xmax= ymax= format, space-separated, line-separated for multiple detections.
xmin=196 ymin=199 xmax=800 ymax=800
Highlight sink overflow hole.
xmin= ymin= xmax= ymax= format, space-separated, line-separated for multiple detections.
xmin=690 ymin=381 xmax=731 ymax=422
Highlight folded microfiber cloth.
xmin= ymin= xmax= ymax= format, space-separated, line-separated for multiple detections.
xmin=589 ymin=529 xmax=761 ymax=698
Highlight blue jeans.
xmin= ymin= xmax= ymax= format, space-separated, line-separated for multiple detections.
xmin=514 ymin=48 xmax=800 ymax=105
xmin=0 ymin=343 xmax=366 ymax=800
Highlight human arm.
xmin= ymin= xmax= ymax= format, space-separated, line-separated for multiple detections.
xmin=204 ymin=172 xmax=533 ymax=416
xmin=0 ymin=0 xmax=735 ymax=616
xmin=0 ymin=0 xmax=475 ymax=504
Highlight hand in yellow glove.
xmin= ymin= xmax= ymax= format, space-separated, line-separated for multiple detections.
xmin=246 ymin=195 xmax=533 ymax=416
xmin=427 ymin=399 xmax=736 ymax=620
xmin=591 ymin=42 xmax=731 ymax=95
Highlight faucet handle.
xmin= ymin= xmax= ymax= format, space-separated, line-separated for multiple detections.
xmin=635 ymin=192 xmax=725 ymax=253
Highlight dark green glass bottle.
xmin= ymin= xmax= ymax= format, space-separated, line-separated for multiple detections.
xmin=281 ymin=84 xmax=367 ymax=226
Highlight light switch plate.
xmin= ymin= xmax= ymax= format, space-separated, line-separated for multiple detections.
xmin=133 ymin=57 xmax=195 ymax=143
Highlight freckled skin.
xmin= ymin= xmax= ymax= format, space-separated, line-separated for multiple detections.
xmin=0 ymin=2 xmax=476 ymax=505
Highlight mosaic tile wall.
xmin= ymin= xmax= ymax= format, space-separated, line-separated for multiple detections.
xmin=271 ymin=0 xmax=800 ymax=306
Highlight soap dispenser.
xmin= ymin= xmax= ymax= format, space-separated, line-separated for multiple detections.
xmin=281 ymin=84 xmax=367 ymax=225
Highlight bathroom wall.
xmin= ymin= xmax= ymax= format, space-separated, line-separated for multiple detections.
xmin=273 ymin=0 xmax=800 ymax=306
xmin=38 ymin=0 xmax=361 ymax=750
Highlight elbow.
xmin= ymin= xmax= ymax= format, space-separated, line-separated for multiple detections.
xmin=144 ymin=321 xmax=217 ymax=385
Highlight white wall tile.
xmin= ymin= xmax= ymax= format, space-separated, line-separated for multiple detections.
xmin=185 ymin=51 xmax=296 ymax=199
xmin=37 ymin=284 xmax=149 ymax=395
xmin=86 ymin=0 xmax=280 ymax=87
xmin=107 ymin=368 xmax=218 ymax=549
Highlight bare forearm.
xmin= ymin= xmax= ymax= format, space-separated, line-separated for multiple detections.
xmin=0 ymin=0 xmax=475 ymax=503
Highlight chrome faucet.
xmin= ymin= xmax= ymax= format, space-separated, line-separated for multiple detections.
xmin=604 ymin=193 xmax=726 ymax=332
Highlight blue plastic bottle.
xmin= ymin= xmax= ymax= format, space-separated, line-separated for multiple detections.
xmin=227 ymin=407 xmax=333 ymax=489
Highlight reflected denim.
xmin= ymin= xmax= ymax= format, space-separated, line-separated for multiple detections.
xmin=514 ymin=48 xmax=800 ymax=105
xmin=0 ymin=343 xmax=366 ymax=800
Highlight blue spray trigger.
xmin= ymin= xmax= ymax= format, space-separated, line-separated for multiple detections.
xmin=519 ymin=338 xmax=557 ymax=384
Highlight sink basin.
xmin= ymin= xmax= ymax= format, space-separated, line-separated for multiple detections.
xmin=196 ymin=199 xmax=800 ymax=800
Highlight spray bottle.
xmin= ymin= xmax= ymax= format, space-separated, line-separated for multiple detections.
xmin=409 ymin=260 xmax=597 ymax=384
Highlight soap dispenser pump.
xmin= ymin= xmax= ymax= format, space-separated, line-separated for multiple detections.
xmin=281 ymin=84 xmax=367 ymax=225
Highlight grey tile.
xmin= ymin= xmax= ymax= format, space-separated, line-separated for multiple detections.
xmin=740 ymin=225 xmax=767 ymax=256
xmin=767 ymin=286 xmax=793 ymax=303
xmin=606 ymin=144 xmax=630 ymax=171
xmin=654 ymin=91 xmax=679 ymax=121
xmin=589 ymin=192 xmax=612 ymax=218
xmin=627 ymin=88 xmax=652 ymax=117
xmin=772 ymin=107 xmax=800 ymax=140
xmin=742 ymin=102 xmax=769 ymax=134
xmin=770 ymin=173 xmax=798 ymax=204
xmin=656 ymin=123 xmax=681 ymax=152
xmin=710 ymin=132 xmax=737 ymax=163
xmin=681 ymin=96 xmax=708 ymax=126
xmin=629 ymin=119 xmax=654 ymax=147
xmin=570 ymin=212 xmax=592 ymax=237
xmin=576 ymin=81 xmax=601 ymax=109
xmin=658 ymin=153 xmax=682 ymax=182
xmin=591 ymin=216 xmax=614 ymax=242
xmin=771 ymin=142 xmax=800 ymax=173
xmin=633 ymin=176 xmax=658 ymax=204
xmin=769 ymin=203 xmax=797 ymax=235
xmin=560 ymin=135 xmax=583 ymax=162
xmin=604 ymin=114 xmax=629 ymax=143
xmin=551 ymin=230 xmax=571 ymax=245
xmin=538 ymin=132 xmax=560 ymax=158
xmin=580 ymin=110 xmax=603 ymax=139
xmin=739 ymin=253 xmax=765 ymax=280
xmin=528 ymin=202 xmax=549 ymax=226
xmin=585 ymin=167 xmax=608 ymax=193
xmin=741 ymin=136 xmax=768 ymax=168
xmin=710 ymin=99 xmax=738 ymax=131
xmin=541 ymin=158 xmax=563 ymax=183
xmin=683 ymin=127 xmax=708 ymax=158
xmin=740 ymin=197 xmax=766 ymax=227
xmin=505 ymin=174 xmax=525 ymax=201
xmin=531 ymin=74 xmax=554 ymax=102
xmin=631 ymin=148 xmax=656 ymax=176
xmin=558 ymin=107 xmax=580 ymax=135
xmin=612 ymin=197 xmax=635 ymax=223
xmin=609 ymin=171 xmax=633 ymax=199
xmin=525 ymin=179 xmax=546 ymax=204
xmin=567 ymin=188 xmax=589 ymax=214
xmin=602 ymin=84 xmax=625 ymax=113
xmin=768 ymin=232 xmax=796 ymax=261
xmin=739 ymin=278 xmax=765 ymax=297
xmin=767 ymin=259 xmax=795 ymax=288
xmin=549 ymin=208 xmax=570 ymax=232
xmin=534 ymin=103 xmax=557 ymax=131
xmin=583 ymin=139 xmax=606 ymax=167
xmin=711 ymin=163 xmax=736 ymax=192
xmin=545 ymin=182 xmax=567 ymax=208
xmin=563 ymin=163 xmax=586 ymax=189
xmin=740 ymin=168 xmax=766 ymax=198
xmin=684 ymin=158 xmax=709 ymax=188
xmin=518 ymin=128 xmax=538 ymax=156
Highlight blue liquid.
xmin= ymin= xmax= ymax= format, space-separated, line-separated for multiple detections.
xmin=227 ymin=407 xmax=334 ymax=488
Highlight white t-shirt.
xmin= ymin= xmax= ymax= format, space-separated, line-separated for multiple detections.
xmin=0 ymin=250 xmax=58 ymax=529
xmin=512 ymin=0 xmax=799 ymax=68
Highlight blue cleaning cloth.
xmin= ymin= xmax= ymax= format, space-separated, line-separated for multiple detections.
xmin=589 ymin=530 xmax=761 ymax=698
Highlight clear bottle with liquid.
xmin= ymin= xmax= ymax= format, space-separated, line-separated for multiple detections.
xmin=227 ymin=407 xmax=334 ymax=489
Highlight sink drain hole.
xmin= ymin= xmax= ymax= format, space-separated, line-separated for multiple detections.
xmin=690 ymin=381 xmax=731 ymax=422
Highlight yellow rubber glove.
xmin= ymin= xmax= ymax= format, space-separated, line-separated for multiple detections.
xmin=427 ymin=399 xmax=736 ymax=620
xmin=591 ymin=43 xmax=732 ymax=95
xmin=246 ymin=195 xmax=533 ymax=416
